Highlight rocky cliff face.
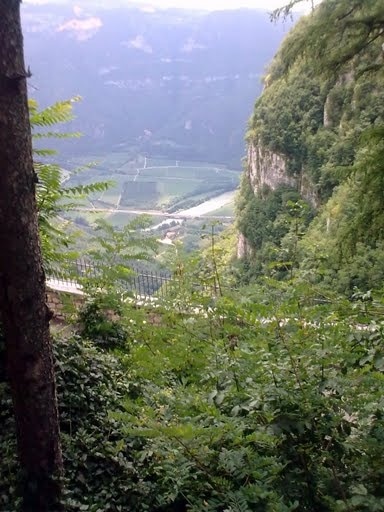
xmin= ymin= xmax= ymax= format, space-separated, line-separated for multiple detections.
xmin=237 ymin=139 xmax=319 ymax=257
xmin=237 ymin=142 xmax=296 ymax=257
xmin=246 ymin=142 xmax=295 ymax=195
xmin=236 ymin=232 xmax=252 ymax=259
xmin=246 ymin=136 xmax=322 ymax=204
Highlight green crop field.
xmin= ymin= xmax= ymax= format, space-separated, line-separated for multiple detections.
xmin=202 ymin=201 xmax=235 ymax=217
xmin=62 ymin=151 xmax=239 ymax=251
xmin=107 ymin=212 xmax=137 ymax=227
xmin=65 ymin=152 xmax=240 ymax=214
xmin=140 ymin=166 xmax=238 ymax=181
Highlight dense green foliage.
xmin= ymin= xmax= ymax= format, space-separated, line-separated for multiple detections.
xmin=31 ymin=98 xmax=109 ymax=272
xmin=3 ymin=272 xmax=384 ymax=511
xmin=237 ymin=0 xmax=384 ymax=293
xmin=3 ymin=2 xmax=384 ymax=510
xmin=1 ymin=334 xmax=149 ymax=511
xmin=237 ymin=177 xmax=313 ymax=280
xmin=248 ymin=71 xmax=324 ymax=178
xmin=274 ymin=0 xmax=384 ymax=76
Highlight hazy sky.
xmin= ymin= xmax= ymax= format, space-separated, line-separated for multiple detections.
xmin=23 ymin=0 xmax=313 ymax=12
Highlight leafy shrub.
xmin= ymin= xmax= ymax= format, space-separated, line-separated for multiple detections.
xmin=0 ymin=335 xmax=155 ymax=511
xmin=77 ymin=296 xmax=130 ymax=351
xmin=55 ymin=336 xmax=154 ymax=511
xmin=103 ymin=282 xmax=384 ymax=511
xmin=2 ymin=282 xmax=384 ymax=511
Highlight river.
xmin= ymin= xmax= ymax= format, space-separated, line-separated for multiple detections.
xmin=178 ymin=190 xmax=236 ymax=217
xmin=148 ymin=190 xmax=236 ymax=233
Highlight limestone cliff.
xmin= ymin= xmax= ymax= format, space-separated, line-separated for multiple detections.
xmin=236 ymin=232 xmax=251 ymax=259
xmin=236 ymin=2 xmax=384 ymax=264
xmin=246 ymin=142 xmax=295 ymax=195
xmin=236 ymin=142 xmax=296 ymax=257
xmin=237 ymin=139 xmax=318 ymax=258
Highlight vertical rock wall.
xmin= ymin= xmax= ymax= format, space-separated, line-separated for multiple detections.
xmin=237 ymin=139 xmax=319 ymax=258
xmin=237 ymin=140 xmax=295 ymax=257
xmin=247 ymin=142 xmax=295 ymax=195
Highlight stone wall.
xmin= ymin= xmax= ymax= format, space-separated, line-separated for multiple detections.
xmin=47 ymin=287 xmax=84 ymax=321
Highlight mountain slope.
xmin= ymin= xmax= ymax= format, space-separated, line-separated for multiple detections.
xmin=236 ymin=0 xmax=384 ymax=291
xmin=22 ymin=3 xmax=291 ymax=166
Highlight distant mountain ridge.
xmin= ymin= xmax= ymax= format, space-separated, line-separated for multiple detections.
xmin=22 ymin=3 xmax=292 ymax=166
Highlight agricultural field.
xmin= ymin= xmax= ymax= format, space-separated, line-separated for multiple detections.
xmin=65 ymin=151 xmax=240 ymax=216
xmin=201 ymin=201 xmax=235 ymax=217
xmin=62 ymin=151 xmax=239 ymax=252
xmin=105 ymin=212 xmax=167 ymax=228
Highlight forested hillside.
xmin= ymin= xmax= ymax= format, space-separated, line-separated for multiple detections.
xmin=2 ymin=1 xmax=384 ymax=511
xmin=236 ymin=0 xmax=384 ymax=292
xmin=22 ymin=3 xmax=291 ymax=166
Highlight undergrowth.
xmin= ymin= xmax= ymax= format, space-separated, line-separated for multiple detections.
xmin=2 ymin=275 xmax=384 ymax=511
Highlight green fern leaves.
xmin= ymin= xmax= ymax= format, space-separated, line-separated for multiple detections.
xmin=29 ymin=97 xmax=110 ymax=271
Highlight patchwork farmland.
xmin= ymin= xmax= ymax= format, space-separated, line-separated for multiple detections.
xmin=65 ymin=154 xmax=240 ymax=213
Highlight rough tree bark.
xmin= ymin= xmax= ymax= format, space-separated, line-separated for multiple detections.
xmin=0 ymin=1 xmax=63 ymax=510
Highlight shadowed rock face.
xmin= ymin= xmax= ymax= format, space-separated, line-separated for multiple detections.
xmin=22 ymin=3 xmax=291 ymax=166
xmin=237 ymin=139 xmax=319 ymax=258
xmin=236 ymin=142 xmax=294 ymax=258
xmin=247 ymin=141 xmax=319 ymax=205
xmin=247 ymin=142 xmax=294 ymax=193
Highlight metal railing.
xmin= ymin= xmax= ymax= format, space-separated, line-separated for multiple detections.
xmin=48 ymin=259 xmax=174 ymax=299
xmin=48 ymin=259 xmax=221 ymax=300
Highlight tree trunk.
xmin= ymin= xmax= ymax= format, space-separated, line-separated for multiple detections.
xmin=0 ymin=1 xmax=63 ymax=510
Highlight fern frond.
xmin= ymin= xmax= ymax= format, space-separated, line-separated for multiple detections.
xmin=33 ymin=148 xmax=57 ymax=157
xmin=29 ymin=96 xmax=111 ymax=273
xmin=33 ymin=131 xmax=82 ymax=139
xmin=64 ymin=182 xmax=111 ymax=196
xmin=29 ymin=96 xmax=81 ymax=128
xmin=227 ymin=493 xmax=251 ymax=512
